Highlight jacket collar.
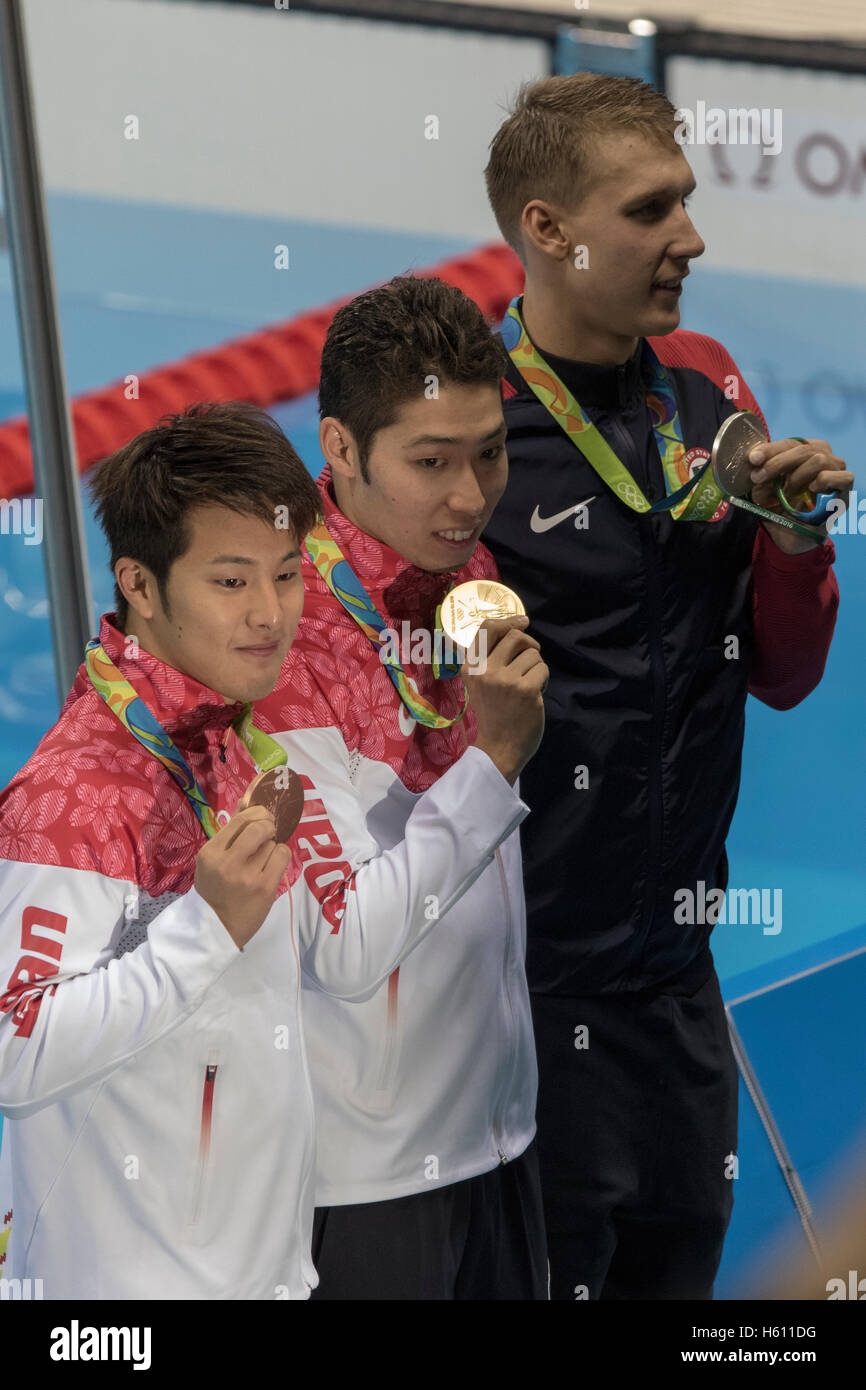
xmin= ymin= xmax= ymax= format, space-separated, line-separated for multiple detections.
xmin=535 ymin=340 xmax=647 ymax=411
xmin=73 ymin=613 xmax=246 ymax=740
xmin=316 ymin=471 xmax=466 ymax=626
xmin=504 ymin=297 xmax=648 ymax=411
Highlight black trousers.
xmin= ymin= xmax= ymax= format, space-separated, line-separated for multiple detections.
xmin=310 ymin=1140 xmax=549 ymax=1300
xmin=530 ymin=969 xmax=739 ymax=1300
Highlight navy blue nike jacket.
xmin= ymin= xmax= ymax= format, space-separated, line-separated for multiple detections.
xmin=482 ymin=324 xmax=839 ymax=996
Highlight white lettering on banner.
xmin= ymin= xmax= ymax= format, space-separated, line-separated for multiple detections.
xmin=668 ymin=58 xmax=866 ymax=286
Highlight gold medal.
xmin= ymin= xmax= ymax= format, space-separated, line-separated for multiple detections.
xmin=438 ymin=580 xmax=526 ymax=647
xmin=237 ymin=767 xmax=304 ymax=843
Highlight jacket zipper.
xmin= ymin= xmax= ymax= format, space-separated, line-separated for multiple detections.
xmin=374 ymin=969 xmax=401 ymax=1093
xmin=606 ymin=408 xmax=667 ymax=975
xmin=639 ymin=523 xmax=666 ymax=955
xmin=288 ymin=903 xmax=319 ymax=1290
xmin=188 ymin=1050 xmax=219 ymax=1227
xmin=492 ymin=847 xmax=517 ymax=1164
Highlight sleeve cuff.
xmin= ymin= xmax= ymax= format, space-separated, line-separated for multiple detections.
xmin=427 ymin=743 xmax=529 ymax=848
xmin=147 ymin=885 xmax=243 ymax=993
xmin=755 ymin=525 xmax=836 ymax=574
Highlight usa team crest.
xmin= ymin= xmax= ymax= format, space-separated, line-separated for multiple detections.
xmin=686 ymin=447 xmax=730 ymax=522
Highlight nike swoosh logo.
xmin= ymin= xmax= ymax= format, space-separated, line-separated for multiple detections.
xmin=529 ymin=497 xmax=597 ymax=533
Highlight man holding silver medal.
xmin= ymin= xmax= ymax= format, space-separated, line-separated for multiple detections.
xmin=481 ymin=73 xmax=853 ymax=1300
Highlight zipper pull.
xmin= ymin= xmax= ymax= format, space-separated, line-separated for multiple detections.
xmin=498 ymin=1148 xmax=508 ymax=1165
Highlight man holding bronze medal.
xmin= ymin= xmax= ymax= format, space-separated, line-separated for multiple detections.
xmin=481 ymin=73 xmax=853 ymax=1300
xmin=0 ymin=399 xmax=543 ymax=1299
xmin=253 ymin=275 xmax=551 ymax=1299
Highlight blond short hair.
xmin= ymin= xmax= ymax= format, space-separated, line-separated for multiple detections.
xmin=485 ymin=73 xmax=678 ymax=262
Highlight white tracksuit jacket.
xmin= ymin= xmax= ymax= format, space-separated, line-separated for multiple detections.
xmin=0 ymin=611 xmax=528 ymax=1299
xmin=253 ymin=477 xmax=539 ymax=1207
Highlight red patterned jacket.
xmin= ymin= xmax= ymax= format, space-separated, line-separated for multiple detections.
xmin=253 ymin=473 xmax=538 ymax=1205
xmin=0 ymin=591 xmax=526 ymax=1294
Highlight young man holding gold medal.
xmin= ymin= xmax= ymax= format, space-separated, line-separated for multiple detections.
xmin=253 ymin=275 xmax=551 ymax=1299
xmin=0 ymin=400 xmax=544 ymax=1298
xmin=481 ymin=73 xmax=853 ymax=1300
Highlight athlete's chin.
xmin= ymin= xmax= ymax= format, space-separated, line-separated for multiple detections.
xmin=642 ymin=302 xmax=682 ymax=337
xmin=219 ymin=664 xmax=285 ymax=705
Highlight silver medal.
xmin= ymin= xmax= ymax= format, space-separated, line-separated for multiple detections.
xmin=710 ymin=411 xmax=769 ymax=498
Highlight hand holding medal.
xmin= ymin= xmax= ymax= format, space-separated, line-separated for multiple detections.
xmin=194 ymin=796 xmax=294 ymax=951
xmin=438 ymin=579 xmax=527 ymax=648
xmin=236 ymin=766 xmax=305 ymax=843
xmin=711 ymin=411 xmax=850 ymax=546
xmin=439 ymin=585 xmax=548 ymax=786
xmin=192 ymin=767 xmax=303 ymax=951
xmin=438 ymin=578 xmax=548 ymax=698
xmin=84 ymin=639 xmax=302 ymax=949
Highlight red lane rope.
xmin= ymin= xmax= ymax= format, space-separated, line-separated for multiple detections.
xmin=0 ymin=243 xmax=523 ymax=500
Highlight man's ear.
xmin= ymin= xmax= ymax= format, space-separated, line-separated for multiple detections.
xmin=115 ymin=557 xmax=158 ymax=623
xmin=521 ymin=199 xmax=573 ymax=264
xmin=319 ymin=416 xmax=362 ymax=482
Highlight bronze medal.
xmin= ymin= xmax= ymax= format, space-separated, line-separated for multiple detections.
xmin=439 ymin=579 xmax=526 ymax=647
xmin=237 ymin=766 xmax=304 ymax=842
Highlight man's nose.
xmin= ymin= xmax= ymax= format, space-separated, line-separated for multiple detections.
xmin=447 ymin=468 xmax=487 ymax=518
xmin=246 ymin=583 xmax=281 ymax=629
xmin=675 ymin=212 xmax=705 ymax=262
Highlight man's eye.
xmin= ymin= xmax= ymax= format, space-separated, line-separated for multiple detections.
xmin=480 ymin=444 xmax=505 ymax=461
xmin=218 ymin=573 xmax=300 ymax=588
xmin=417 ymin=457 xmax=446 ymax=469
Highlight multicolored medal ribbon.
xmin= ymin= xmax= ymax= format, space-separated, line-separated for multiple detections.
xmin=304 ymin=521 xmax=469 ymax=730
xmin=501 ymin=296 xmax=827 ymax=543
xmin=84 ymin=640 xmax=288 ymax=838
xmin=500 ymin=294 xmax=723 ymax=521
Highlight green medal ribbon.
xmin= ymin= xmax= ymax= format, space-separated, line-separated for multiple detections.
xmin=304 ymin=520 xmax=468 ymax=730
xmin=500 ymin=295 xmax=724 ymax=521
xmin=501 ymin=297 xmax=825 ymax=545
xmin=84 ymin=639 xmax=288 ymax=839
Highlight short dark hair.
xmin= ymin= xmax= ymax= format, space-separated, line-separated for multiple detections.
xmin=318 ymin=274 xmax=509 ymax=481
xmin=88 ymin=400 xmax=321 ymax=630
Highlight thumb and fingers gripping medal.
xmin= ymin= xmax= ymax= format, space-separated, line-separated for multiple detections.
xmin=237 ymin=767 xmax=305 ymax=843
xmin=711 ymin=411 xmax=840 ymax=536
